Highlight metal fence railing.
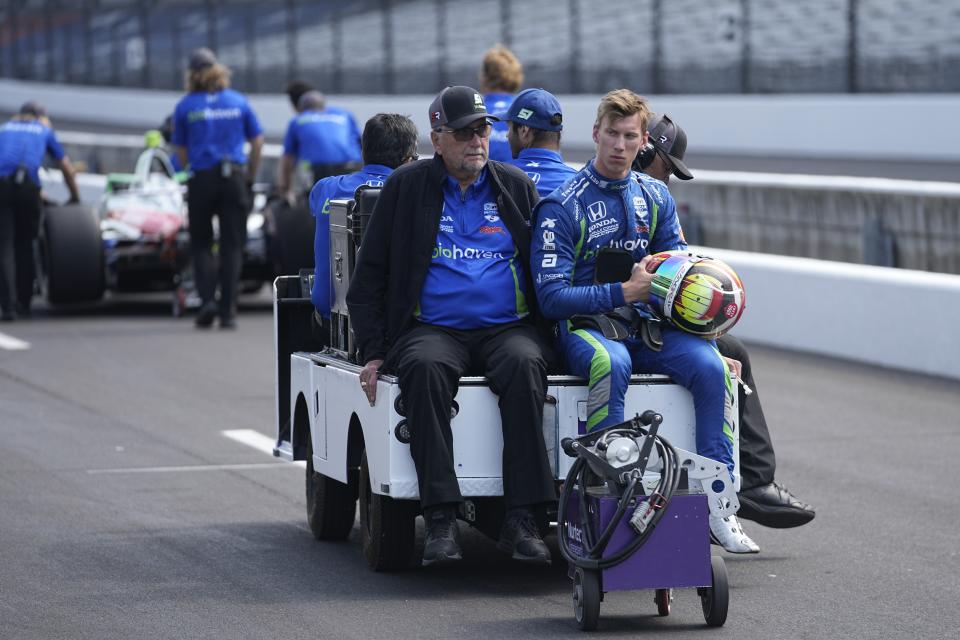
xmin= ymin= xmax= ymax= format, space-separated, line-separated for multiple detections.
xmin=2 ymin=0 xmax=959 ymax=95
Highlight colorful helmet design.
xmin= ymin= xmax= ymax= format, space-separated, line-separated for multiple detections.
xmin=644 ymin=251 xmax=745 ymax=339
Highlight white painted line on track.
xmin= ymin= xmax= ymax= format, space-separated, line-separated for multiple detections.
xmin=87 ymin=462 xmax=294 ymax=474
xmin=223 ymin=428 xmax=306 ymax=468
xmin=0 ymin=331 xmax=30 ymax=351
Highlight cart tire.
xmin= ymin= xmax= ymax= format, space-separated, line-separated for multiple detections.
xmin=271 ymin=198 xmax=314 ymax=277
xmin=41 ymin=203 xmax=104 ymax=304
xmin=699 ymin=555 xmax=729 ymax=627
xmin=655 ymin=588 xmax=672 ymax=616
xmin=305 ymin=439 xmax=358 ymax=541
xmin=359 ymin=450 xmax=417 ymax=571
xmin=573 ymin=567 xmax=601 ymax=631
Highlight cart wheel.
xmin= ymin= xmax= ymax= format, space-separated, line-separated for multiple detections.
xmin=305 ymin=438 xmax=358 ymax=541
xmin=699 ymin=555 xmax=729 ymax=627
xmin=359 ymin=449 xmax=417 ymax=571
xmin=655 ymin=588 xmax=672 ymax=616
xmin=573 ymin=567 xmax=601 ymax=631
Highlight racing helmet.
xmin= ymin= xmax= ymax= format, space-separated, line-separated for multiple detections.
xmin=643 ymin=251 xmax=745 ymax=339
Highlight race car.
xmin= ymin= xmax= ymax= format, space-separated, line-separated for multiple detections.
xmin=38 ymin=133 xmax=313 ymax=314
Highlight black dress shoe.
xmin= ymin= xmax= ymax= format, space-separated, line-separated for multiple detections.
xmin=219 ymin=315 xmax=237 ymax=329
xmin=738 ymin=481 xmax=815 ymax=529
xmin=497 ymin=508 xmax=551 ymax=565
xmin=194 ymin=303 xmax=217 ymax=328
xmin=422 ymin=508 xmax=462 ymax=566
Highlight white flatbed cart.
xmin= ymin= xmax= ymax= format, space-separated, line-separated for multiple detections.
xmin=271 ymin=190 xmax=739 ymax=572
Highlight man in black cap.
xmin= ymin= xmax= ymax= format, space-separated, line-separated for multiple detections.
xmin=0 ymin=102 xmax=81 ymax=320
xmin=347 ymin=86 xmax=556 ymax=567
xmin=634 ymin=113 xmax=816 ymax=530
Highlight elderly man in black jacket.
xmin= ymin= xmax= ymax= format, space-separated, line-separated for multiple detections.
xmin=347 ymin=86 xmax=556 ymax=567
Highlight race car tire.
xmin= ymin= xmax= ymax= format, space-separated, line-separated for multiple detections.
xmin=359 ymin=449 xmax=418 ymax=572
xmin=41 ymin=203 xmax=105 ymax=304
xmin=306 ymin=437 xmax=359 ymax=541
xmin=270 ymin=198 xmax=315 ymax=277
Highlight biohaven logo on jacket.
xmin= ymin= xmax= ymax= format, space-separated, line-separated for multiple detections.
xmin=432 ymin=241 xmax=506 ymax=261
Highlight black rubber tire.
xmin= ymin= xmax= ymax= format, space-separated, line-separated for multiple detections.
xmin=305 ymin=439 xmax=358 ymax=541
xmin=271 ymin=198 xmax=315 ymax=277
xmin=41 ymin=203 xmax=104 ymax=304
xmin=700 ymin=555 xmax=729 ymax=627
xmin=358 ymin=450 xmax=417 ymax=571
xmin=573 ymin=567 xmax=601 ymax=631
xmin=655 ymin=588 xmax=672 ymax=616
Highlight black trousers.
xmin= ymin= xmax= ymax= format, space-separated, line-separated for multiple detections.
xmin=716 ymin=334 xmax=776 ymax=490
xmin=187 ymin=167 xmax=249 ymax=318
xmin=0 ymin=178 xmax=41 ymax=314
xmin=385 ymin=320 xmax=557 ymax=511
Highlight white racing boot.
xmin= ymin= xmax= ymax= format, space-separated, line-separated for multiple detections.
xmin=709 ymin=512 xmax=760 ymax=554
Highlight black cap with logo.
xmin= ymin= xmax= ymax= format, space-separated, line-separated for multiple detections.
xmin=428 ymin=85 xmax=498 ymax=131
xmin=648 ymin=113 xmax=693 ymax=181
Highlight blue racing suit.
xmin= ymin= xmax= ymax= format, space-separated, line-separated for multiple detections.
xmin=308 ymin=164 xmax=393 ymax=316
xmin=507 ymin=147 xmax=577 ymax=198
xmin=531 ymin=160 xmax=735 ymax=473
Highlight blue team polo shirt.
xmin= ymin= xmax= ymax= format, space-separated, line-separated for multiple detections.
xmin=308 ymin=164 xmax=393 ymax=316
xmin=0 ymin=119 xmax=66 ymax=185
xmin=508 ymin=147 xmax=578 ymax=198
xmin=417 ymin=168 xmax=529 ymax=329
xmin=484 ymin=92 xmax=514 ymax=163
xmin=283 ymin=107 xmax=362 ymax=166
xmin=171 ymin=89 xmax=263 ymax=171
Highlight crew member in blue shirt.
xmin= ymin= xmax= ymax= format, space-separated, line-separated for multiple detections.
xmin=480 ymin=45 xmax=524 ymax=163
xmin=0 ymin=102 xmax=81 ymax=321
xmin=505 ymin=88 xmax=577 ymax=198
xmin=308 ymin=113 xmax=419 ymax=320
xmin=347 ymin=86 xmax=555 ymax=567
xmin=172 ymin=47 xmax=264 ymax=329
xmin=277 ymin=90 xmax=362 ymax=201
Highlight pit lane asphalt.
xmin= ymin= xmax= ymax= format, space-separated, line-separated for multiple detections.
xmin=1 ymin=295 xmax=958 ymax=639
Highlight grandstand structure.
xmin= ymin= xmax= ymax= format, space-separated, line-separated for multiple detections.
xmin=1 ymin=0 xmax=958 ymax=94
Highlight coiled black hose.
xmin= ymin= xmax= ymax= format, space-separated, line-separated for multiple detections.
xmin=557 ymin=433 xmax=681 ymax=571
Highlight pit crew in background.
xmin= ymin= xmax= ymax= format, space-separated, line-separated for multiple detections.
xmin=531 ymin=89 xmax=760 ymax=553
xmin=0 ymin=102 xmax=81 ymax=321
xmin=505 ymin=88 xmax=577 ymax=198
xmin=636 ymin=113 xmax=815 ymax=529
xmin=308 ymin=113 xmax=419 ymax=325
xmin=277 ymin=90 xmax=362 ymax=201
xmin=347 ymin=86 xmax=556 ymax=567
xmin=480 ymin=45 xmax=524 ymax=163
xmin=172 ymin=47 xmax=264 ymax=329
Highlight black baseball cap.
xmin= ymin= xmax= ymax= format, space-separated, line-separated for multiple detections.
xmin=648 ymin=113 xmax=693 ymax=181
xmin=428 ymin=85 xmax=497 ymax=131
xmin=188 ymin=47 xmax=217 ymax=72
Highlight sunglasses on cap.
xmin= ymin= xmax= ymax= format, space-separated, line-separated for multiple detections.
xmin=434 ymin=122 xmax=492 ymax=142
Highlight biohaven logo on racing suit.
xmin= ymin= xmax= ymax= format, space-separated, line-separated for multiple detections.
xmin=432 ymin=241 xmax=506 ymax=261
xmin=540 ymin=217 xmax=557 ymax=268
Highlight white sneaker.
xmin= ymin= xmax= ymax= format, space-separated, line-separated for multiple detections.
xmin=709 ymin=513 xmax=760 ymax=554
